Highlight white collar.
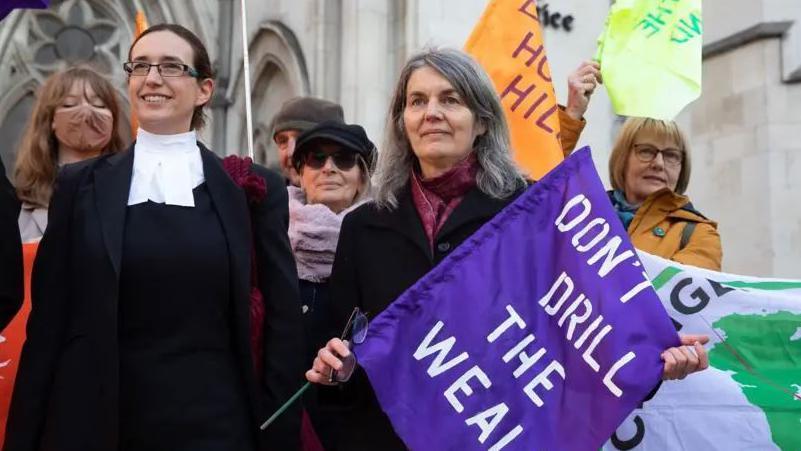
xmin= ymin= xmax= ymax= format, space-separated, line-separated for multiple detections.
xmin=127 ymin=128 xmax=205 ymax=207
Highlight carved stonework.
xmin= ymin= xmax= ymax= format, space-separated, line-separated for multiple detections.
xmin=227 ymin=22 xmax=309 ymax=162
xmin=0 ymin=0 xmax=135 ymax=174
xmin=27 ymin=0 xmax=124 ymax=78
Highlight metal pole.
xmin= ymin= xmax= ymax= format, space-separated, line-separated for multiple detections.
xmin=240 ymin=0 xmax=254 ymax=159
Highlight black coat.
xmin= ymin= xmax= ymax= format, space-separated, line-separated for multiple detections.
xmin=4 ymin=144 xmax=304 ymax=451
xmin=0 ymin=159 xmax=22 ymax=330
xmin=322 ymin=184 xmax=522 ymax=450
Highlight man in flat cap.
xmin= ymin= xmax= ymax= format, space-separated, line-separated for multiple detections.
xmin=272 ymin=97 xmax=344 ymax=186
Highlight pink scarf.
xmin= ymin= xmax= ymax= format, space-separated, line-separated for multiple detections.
xmin=288 ymin=186 xmax=366 ymax=282
xmin=410 ymin=154 xmax=478 ymax=249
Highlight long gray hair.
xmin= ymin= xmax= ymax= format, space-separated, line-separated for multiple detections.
xmin=373 ymin=48 xmax=527 ymax=209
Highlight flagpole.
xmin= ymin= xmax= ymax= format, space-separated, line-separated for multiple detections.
xmin=240 ymin=0 xmax=255 ymax=159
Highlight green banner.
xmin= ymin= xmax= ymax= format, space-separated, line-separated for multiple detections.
xmin=605 ymin=252 xmax=801 ymax=450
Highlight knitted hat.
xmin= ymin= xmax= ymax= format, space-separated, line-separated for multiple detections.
xmin=293 ymin=121 xmax=377 ymax=172
xmin=271 ymin=97 xmax=345 ymax=139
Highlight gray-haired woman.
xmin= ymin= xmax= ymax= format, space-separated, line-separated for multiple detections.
xmin=305 ymin=49 xmax=708 ymax=450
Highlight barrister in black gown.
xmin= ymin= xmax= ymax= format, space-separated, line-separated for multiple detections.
xmin=0 ymin=159 xmax=22 ymax=330
xmin=4 ymin=24 xmax=304 ymax=451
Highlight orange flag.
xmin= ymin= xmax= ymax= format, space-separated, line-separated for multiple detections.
xmin=0 ymin=243 xmax=38 ymax=448
xmin=465 ymin=0 xmax=563 ymax=180
xmin=130 ymin=10 xmax=148 ymax=135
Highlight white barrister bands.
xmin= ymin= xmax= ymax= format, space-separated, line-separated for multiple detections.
xmin=128 ymin=129 xmax=205 ymax=207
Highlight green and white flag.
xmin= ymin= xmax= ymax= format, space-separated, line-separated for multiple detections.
xmin=605 ymin=252 xmax=801 ymax=450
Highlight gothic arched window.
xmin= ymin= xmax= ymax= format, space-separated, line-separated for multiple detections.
xmin=30 ymin=0 xmax=122 ymax=76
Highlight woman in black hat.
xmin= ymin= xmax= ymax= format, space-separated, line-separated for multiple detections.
xmin=287 ymin=120 xmax=376 ymax=448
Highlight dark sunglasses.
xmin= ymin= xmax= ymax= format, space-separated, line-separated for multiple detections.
xmin=328 ymin=307 xmax=369 ymax=383
xmin=259 ymin=307 xmax=368 ymax=431
xmin=303 ymin=150 xmax=359 ymax=170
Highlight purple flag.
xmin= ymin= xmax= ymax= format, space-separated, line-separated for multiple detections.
xmin=354 ymin=148 xmax=680 ymax=451
xmin=0 ymin=0 xmax=49 ymax=22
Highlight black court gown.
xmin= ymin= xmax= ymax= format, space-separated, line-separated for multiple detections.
xmin=117 ymin=182 xmax=254 ymax=451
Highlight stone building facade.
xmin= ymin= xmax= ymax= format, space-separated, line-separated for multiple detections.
xmin=676 ymin=1 xmax=801 ymax=277
xmin=0 ymin=0 xmax=798 ymax=277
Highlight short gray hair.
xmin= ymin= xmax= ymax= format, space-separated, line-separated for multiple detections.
xmin=373 ymin=48 xmax=527 ymax=209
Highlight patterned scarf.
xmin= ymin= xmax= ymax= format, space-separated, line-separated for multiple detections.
xmin=410 ymin=153 xmax=478 ymax=249
xmin=288 ymin=186 xmax=367 ymax=282
xmin=611 ymin=189 xmax=639 ymax=231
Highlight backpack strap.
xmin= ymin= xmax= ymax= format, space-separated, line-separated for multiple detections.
xmin=679 ymin=222 xmax=697 ymax=251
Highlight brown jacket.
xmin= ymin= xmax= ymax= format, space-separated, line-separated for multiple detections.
xmin=558 ymin=106 xmax=586 ymax=156
xmin=625 ymin=188 xmax=722 ymax=270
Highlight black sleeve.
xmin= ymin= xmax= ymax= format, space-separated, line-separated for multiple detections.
xmin=0 ymin=159 xmax=22 ymax=331
xmin=251 ymin=166 xmax=303 ymax=450
xmin=641 ymin=381 xmax=662 ymax=406
xmin=314 ymin=209 xmax=364 ymax=409
xmin=4 ymin=163 xmax=83 ymax=451
xmin=327 ymin=210 xmax=362 ymax=338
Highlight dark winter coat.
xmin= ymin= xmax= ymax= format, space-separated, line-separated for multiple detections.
xmin=0 ymin=159 xmax=22 ymax=330
xmin=320 ymin=183 xmax=523 ymax=450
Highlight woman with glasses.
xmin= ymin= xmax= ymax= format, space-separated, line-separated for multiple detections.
xmin=607 ymin=117 xmax=722 ymax=270
xmin=286 ymin=120 xmax=375 ymax=448
xmin=4 ymin=24 xmax=303 ymax=451
xmin=305 ymin=49 xmax=711 ymax=450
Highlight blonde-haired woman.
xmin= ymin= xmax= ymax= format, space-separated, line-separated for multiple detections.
xmin=608 ymin=117 xmax=721 ymax=270
xmin=15 ymin=66 xmax=124 ymax=242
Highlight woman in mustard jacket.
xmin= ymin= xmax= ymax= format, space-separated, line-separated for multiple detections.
xmin=607 ymin=117 xmax=722 ymax=270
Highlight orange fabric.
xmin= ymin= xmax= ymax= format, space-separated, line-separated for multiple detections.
xmin=557 ymin=105 xmax=586 ymax=157
xmin=0 ymin=243 xmax=38 ymax=447
xmin=465 ymin=0 xmax=563 ymax=180
xmin=130 ymin=10 xmax=149 ymax=135
xmin=627 ymin=188 xmax=722 ymax=270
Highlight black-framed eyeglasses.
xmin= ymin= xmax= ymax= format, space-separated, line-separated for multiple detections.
xmin=303 ymin=150 xmax=359 ymax=171
xmin=123 ymin=61 xmax=200 ymax=78
xmin=329 ymin=307 xmax=369 ymax=383
xmin=633 ymin=144 xmax=684 ymax=167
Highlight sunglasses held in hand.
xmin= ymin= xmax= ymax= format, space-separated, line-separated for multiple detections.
xmin=328 ymin=307 xmax=369 ymax=383
xmin=260 ymin=307 xmax=369 ymax=430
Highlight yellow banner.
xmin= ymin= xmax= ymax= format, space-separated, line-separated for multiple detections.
xmin=596 ymin=0 xmax=702 ymax=120
xmin=465 ymin=0 xmax=563 ymax=180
